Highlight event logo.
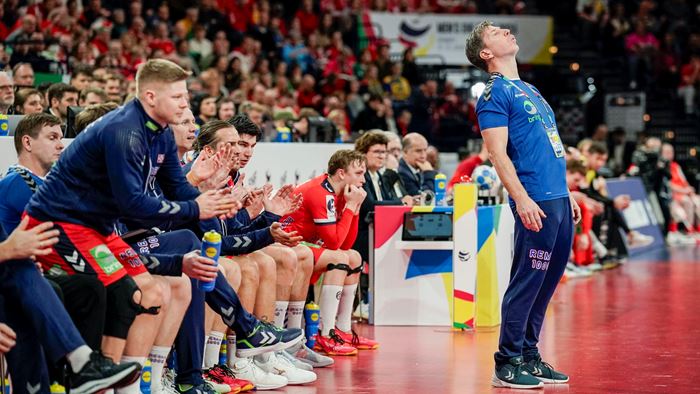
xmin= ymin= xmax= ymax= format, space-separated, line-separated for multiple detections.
xmin=398 ymin=19 xmax=435 ymax=56
xmin=458 ymin=250 xmax=471 ymax=262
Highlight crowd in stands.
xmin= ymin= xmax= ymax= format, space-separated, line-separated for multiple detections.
xmin=577 ymin=0 xmax=700 ymax=116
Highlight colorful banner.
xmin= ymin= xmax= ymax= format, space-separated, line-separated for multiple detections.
xmin=368 ymin=12 xmax=553 ymax=65
xmin=452 ymin=183 xmax=477 ymax=329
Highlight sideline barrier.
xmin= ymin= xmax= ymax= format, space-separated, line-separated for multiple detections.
xmin=370 ymin=184 xmax=514 ymax=327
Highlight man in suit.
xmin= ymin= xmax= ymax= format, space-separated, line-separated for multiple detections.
xmin=398 ymin=132 xmax=437 ymax=196
xmin=353 ymin=131 xmax=414 ymax=317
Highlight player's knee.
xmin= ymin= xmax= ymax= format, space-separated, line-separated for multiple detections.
xmin=105 ymin=276 xmax=141 ymax=339
xmin=223 ymin=257 xmax=242 ymax=282
xmin=299 ymin=252 xmax=314 ymax=276
xmin=256 ymin=253 xmax=277 ymax=279
xmin=135 ymin=274 xmax=165 ymax=308
xmin=239 ymin=258 xmax=259 ymax=284
xmin=170 ymin=275 xmax=191 ymax=303
xmin=180 ymin=230 xmax=202 ymax=252
xmin=275 ymin=248 xmax=297 ymax=274
xmin=347 ymin=249 xmax=362 ymax=269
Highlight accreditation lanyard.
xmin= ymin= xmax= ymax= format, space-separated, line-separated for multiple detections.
xmin=493 ymin=73 xmax=557 ymax=130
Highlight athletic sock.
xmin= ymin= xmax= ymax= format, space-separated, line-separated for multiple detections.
xmin=319 ymin=285 xmax=343 ymax=336
xmin=287 ymin=301 xmax=305 ymax=329
xmin=273 ymin=301 xmax=289 ymax=328
xmin=336 ymin=284 xmax=358 ymax=332
xmin=66 ymin=345 xmax=92 ymax=373
xmin=116 ymin=356 xmax=147 ymax=394
xmin=226 ymin=334 xmax=237 ymax=368
xmin=203 ymin=331 xmax=224 ymax=369
xmin=149 ymin=346 xmax=170 ymax=393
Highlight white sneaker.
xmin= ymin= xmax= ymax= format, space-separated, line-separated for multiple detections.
xmin=588 ymin=262 xmax=603 ymax=271
xmin=565 ymin=263 xmax=584 ymax=278
xmin=667 ymin=231 xmax=697 ymax=246
xmin=290 ymin=342 xmax=334 ymax=368
xmin=353 ymin=302 xmax=369 ymax=320
xmin=231 ymin=357 xmax=288 ymax=390
xmin=160 ymin=368 xmax=180 ymax=394
xmin=278 ymin=348 xmax=313 ymax=371
xmin=628 ymin=231 xmax=654 ymax=248
xmin=254 ymin=352 xmax=317 ymax=385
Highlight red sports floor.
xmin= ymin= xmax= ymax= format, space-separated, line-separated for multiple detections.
xmin=283 ymin=249 xmax=700 ymax=393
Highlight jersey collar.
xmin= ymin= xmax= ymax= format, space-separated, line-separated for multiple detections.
xmin=134 ymin=99 xmax=167 ymax=134
xmin=321 ymin=174 xmax=335 ymax=194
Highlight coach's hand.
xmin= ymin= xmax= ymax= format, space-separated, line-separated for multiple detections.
xmin=269 ymin=222 xmax=303 ymax=247
xmin=182 ymin=251 xmax=219 ymax=282
xmin=515 ymin=196 xmax=547 ymax=232
xmin=0 ymin=323 xmax=16 ymax=354
xmin=196 ymin=190 xmax=242 ymax=220
xmin=0 ymin=216 xmax=59 ymax=261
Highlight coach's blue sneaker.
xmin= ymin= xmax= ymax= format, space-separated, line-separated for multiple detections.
xmin=491 ymin=356 xmax=544 ymax=389
xmin=236 ymin=321 xmax=303 ymax=357
xmin=523 ymin=353 xmax=569 ymax=384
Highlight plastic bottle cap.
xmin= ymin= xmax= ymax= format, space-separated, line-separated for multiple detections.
xmin=435 ymin=173 xmax=447 ymax=180
xmin=203 ymin=231 xmax=222 ymax=243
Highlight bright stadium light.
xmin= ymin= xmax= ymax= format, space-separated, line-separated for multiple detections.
xmin=471 ymin=82 xmax=486 ymax=99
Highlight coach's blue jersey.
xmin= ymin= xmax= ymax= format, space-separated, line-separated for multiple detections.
xmin=27 ymin=99 xmax=201 ymax=235
xmin=0 ymin=166 xmax=43 ymax=233
xmin=476 ymin=74 xmax=568 ymax=202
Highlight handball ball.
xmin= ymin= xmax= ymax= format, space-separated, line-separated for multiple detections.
xmin=472 ymin=165 xmax=500 ymax=192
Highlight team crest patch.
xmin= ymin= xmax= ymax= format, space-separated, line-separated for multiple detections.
xmin=325 ymin=195 xmax=336 ymax=221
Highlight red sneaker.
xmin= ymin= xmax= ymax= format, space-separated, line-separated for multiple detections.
xmin=334 ymin=327 xmax=380 ymax=350
xmin=205 ymin=364 xmax=255 ymax=393
xmin=313 ymin=329 xmax=358 ymax=356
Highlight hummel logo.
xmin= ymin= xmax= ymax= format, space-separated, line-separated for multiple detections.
xmin=504 ymin=370 xmax=514 ymax=380
xmin=64 ymin=251 xmax=86 ymax=272
xmin=232 ymin=236 xmax=251 ymax=248
xmin=221 ymin=306 xmax=235 ymax=326
xmin=532 ymin=366 xmax=542 ymax=375
xmin=259 ymin=331 xmax=277 ymax=345
xmin=27 ymin=382 xmax=41 ymax=394
xmin=158 ymin=201 xmax=181 ymax=214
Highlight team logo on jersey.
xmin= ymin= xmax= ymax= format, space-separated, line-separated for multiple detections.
xmin=523 ymin=100 xmax=537 ymax=115
xmin=325 ymin=195 xmax=336 ymax=221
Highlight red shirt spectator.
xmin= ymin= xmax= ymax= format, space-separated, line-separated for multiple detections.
xmin=295 ymin=0 xmax=319 ymax=36
xmin=447 ymin=145 xmax=488 ymax=191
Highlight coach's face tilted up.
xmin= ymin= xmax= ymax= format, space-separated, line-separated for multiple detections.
xmin=479 ymin=25 xmax=520 ymax=62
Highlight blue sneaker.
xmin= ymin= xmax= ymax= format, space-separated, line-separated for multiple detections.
xmin=491 ymin=356 xmax=544 ymax=389
xmin=523 ymin=354 xmax=569 ymax=384
xmin=236 ymin=321 xmax=303 ymax=357
xmin=174 ymin=382 xmax=217 ymax=394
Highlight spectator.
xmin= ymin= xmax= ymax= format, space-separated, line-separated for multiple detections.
xmin=0 ymin=72 xmax=14 ymax=115
xmin=46 ymin=83 xmax=79 ymax=126
xmin=625 ymin=21 xmax=659 ymax=89
xmin=678 ymin=52 xmax=700 ymax=116
xmin=409 ymin=80 xmax=439 ymax=141
xmin=70 ymin=65 xmax=93 ymax=91
xmin=402 ymin=47 xmax=422 ymax=86
xmin=195 ymin=94 xmax=218 ymax=125
xmin=602 ymin=2 xmax=631 ymax=56
xmin=79 ymin=87 xmax=107 ymax=107
xmin=104 ymin=73 xmax=124 ymax=104
xmin=352 ymin=94 xmax=388 ymax=133
xmin=383 ymin=62 xmax=411 ymax=102
xmin=12 ymin=62 xmax=34 ymax=88
xmin=282 ymin=32 xmax=312 ymax=73
xmin=73 ymin=102 xmax=118 ymax=136
xmin=290 ymin=107 xmax=319 ymax=142
xmin=189 ymin=25 xmax=213 ymax=65
xmin=607 ymin=127 xmax=636 ymax=176
xmin=630 ymin=137 xmax=672 ymax=235
xmin=13 ymin=88 xmax=43 ymax=115
xmin=663 ymin=143 xmax=700 ymax=235
xmin=217 ymin=97 xmax=236 ymax=121
xmin=448 ymin=142 xmax=489 ymax=191
xmin=398 ymin=132 xmax=437 ymax=195
xmin=591 ymin=123 xmax=608 ymax=142
xmin=294 ymin=0 xmax=319 ymax=37
xmin=375 ymin=41 xmax=393 ymax=80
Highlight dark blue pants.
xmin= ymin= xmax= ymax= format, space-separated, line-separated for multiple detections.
xmin=133 ymin=230 xmax=257 ymax=385
xmin=495 ymin=197 xmax=573 ymax=365
xmin=0 ymin=260 xmax=85 ymax=393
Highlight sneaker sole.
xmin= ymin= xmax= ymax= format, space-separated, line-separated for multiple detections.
xmin=286 ymin=374 xmax=318 ymax=385
xmin=313 ymin=346 xmax=358 ymax=356
xmin=71 ymin=364 xmax=141 ymax=394
xmin=297 ymin=357 xmax=334 ymax=368
xmin=491 ymin=375 xmax=544 ymax=389
xmin=536 ymin=376 xmax=570 ymax=384
xmin=236 ymin=333 xmax=304 ymax=358
xmin=205 ymin=379 xmax=236 ymax=393
xmin=249 ymin=380 xmax=288 ymax=391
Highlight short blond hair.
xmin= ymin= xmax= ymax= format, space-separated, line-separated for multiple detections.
xmin=465 ymin=20 xmax=493 ymax=71
xmin=136 ymin=59 xmax=190 ymax=96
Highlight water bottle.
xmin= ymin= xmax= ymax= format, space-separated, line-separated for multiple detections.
xmin=198 ymin=231 xmax=221 ymax=292
xmin=0 ymin=114 xmax=8 ymax=137
xmin=275 ymin=126 xmax=292 ymax=143
xmin=304 ymin=302 xmax=321 ymax=347
xmin=434 ymin=173 xmax=447 ymax=206
xmin=140 ymin=359 xmax=152 ymax=394
xmin=219 ymin=340 xmax=227 ymax=366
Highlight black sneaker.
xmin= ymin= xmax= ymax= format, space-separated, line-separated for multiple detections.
xmin=523 ymin=354 xmax=569 ymax=384
xmin=175 ymin=381 xmax=218 ymax=394
xmin=491 ymin=356 xmax=544 ymax=389
xmin=236 ymin=321 xmax=303 ymax=357
xmin=69 ymin=351 xmax=141 ymax=394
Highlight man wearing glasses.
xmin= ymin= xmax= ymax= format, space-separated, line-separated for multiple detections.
xmin=0 ymin=72 xmax=14 ymax=115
